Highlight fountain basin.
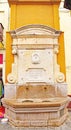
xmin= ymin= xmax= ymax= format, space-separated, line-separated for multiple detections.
xmin=2 ymin=97 xmax=68 ymax=127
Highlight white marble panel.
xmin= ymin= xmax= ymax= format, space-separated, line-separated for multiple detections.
xmin=17 ymin=48 xmax=54 ymax=84
xmin=4 ymin=84 xmax=17 ymax=98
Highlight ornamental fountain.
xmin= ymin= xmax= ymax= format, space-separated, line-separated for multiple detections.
xmin=2 ymin=24 xmax=68 ymax=127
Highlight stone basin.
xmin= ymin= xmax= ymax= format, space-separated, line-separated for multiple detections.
xmin=2 ymin=97 xmax=68 ymax=108
xmin=16 ymin=97 xmax=67 ymax=103
xmin=2 ymin=97 xmax=68 ymax=127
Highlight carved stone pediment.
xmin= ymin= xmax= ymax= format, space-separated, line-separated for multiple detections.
xmin=10 ymin=24 xmax=61 ymax=39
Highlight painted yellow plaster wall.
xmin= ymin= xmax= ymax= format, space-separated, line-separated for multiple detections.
xmin=5 ymin=32 xmax=13 ymax=82
xmin=6 ymin=0 xmax=66 ymax=82
xmin=58 ymin=32 xmax=66 ymax=77
xmin=10 ymin=3 xmax=60 ymax=30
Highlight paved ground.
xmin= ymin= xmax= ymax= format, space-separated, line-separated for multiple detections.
xmin=0 ymin=113 xmax=71 ymax=130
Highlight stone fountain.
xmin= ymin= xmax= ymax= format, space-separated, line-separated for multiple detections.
xmin=2 ymin=24 xmax=68 ymax=127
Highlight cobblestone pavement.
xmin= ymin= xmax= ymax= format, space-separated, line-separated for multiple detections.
xmin=0 ymin=113 xmax=71 ymax=130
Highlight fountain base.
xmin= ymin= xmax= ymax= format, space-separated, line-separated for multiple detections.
xmin=2 ymin=97 xmax=68 ymax=127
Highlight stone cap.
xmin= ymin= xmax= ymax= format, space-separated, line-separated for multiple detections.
xmin=8 ymin=0 xmax=61 ymax=5
xmin=2 ymin=97 xmax=68 ymax=108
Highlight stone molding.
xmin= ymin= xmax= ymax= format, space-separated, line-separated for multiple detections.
xmin=8 ymin=0 xmax=61 ymax=5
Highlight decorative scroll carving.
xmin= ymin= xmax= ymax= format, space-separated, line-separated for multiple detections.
xmin=56 ymin=72 xmax=65 ymax=83
xmin=7 ymin=73 xmax=16 ymax=84
xmin=12 ymin=46 xmax=17 ymax=55
xmin=54 ymin=45 xmax=59 ymax=54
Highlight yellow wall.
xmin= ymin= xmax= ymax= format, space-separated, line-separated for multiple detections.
xmin=10 ymin=3 xmax=60 ymax=30
xmin=6 ymin=0 xmax=66 ymax=81
xmin=58 ymin=32 xmax=66 ymax=78
xmin=5 ymin=32 xmax=14 ymax=82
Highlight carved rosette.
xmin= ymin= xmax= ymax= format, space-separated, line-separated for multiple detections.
xmin=32 ymin=52 xmax=40 ymax=64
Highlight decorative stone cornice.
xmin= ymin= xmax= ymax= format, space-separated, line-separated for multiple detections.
xmin=10 ymin=24 xmax=61 ymax=39
xmin=8 ymin=0 xmax=61 ymax=5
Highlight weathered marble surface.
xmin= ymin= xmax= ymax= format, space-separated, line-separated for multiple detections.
xmin=2 ymin=97 xmax=68 ymax=127
xmin=3 ymin=24 xmax=68 ymax=127
xmin=0 ymin=112 xmax=71 ymax=130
